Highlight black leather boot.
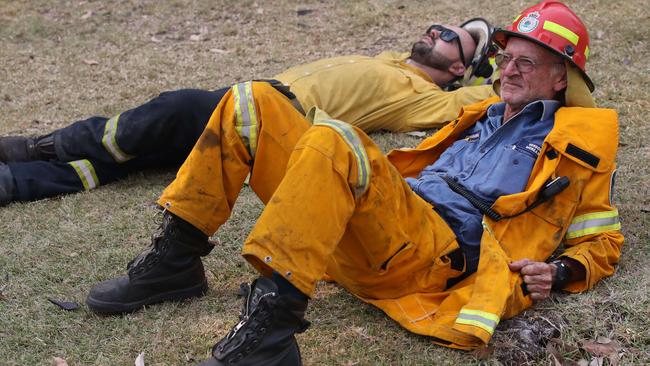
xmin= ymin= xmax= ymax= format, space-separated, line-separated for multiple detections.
xmin=0 ymin=133 xmax=56 ymax=162
xmin=86 ymin=211 xmax=214 ymax=314
xmin=196 ymin=277 xmax=310 ymax=366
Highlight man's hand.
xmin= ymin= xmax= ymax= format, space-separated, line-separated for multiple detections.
xmin=509 ymin=259 xmax=556 ymax=302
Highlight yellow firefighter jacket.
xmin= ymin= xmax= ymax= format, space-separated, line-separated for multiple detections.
xmin=379 ymin=96 xmax=624 ymax=348
xmin=273 ymin=52 xmax=496 ymax=132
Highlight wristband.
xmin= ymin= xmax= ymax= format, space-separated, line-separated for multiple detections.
xmin=550 ymin=259 xmax=572 ymax=290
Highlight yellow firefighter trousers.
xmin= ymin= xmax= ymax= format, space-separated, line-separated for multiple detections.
xmin=158 ymin=82 xmax=461 ymax=298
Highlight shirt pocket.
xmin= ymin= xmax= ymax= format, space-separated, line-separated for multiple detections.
xmin=511 ymin=139 xmax=542 ymax=160
xmin=428 ymin=131 xmax=480 ymax=171
xmin=476 ymin=141 xmax=539 ymax=197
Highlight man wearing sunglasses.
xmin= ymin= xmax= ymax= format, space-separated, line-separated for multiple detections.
xmin=0 ymin=19 xmax=495 ymax=207
xmin=79 ymin=1 xmax=622 ymax=364
xmin=409 ymin=24 xmax=471 ymax=81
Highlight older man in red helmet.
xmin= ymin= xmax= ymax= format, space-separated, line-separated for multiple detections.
xmin=85 ymin=1 xmax=622 ymax=364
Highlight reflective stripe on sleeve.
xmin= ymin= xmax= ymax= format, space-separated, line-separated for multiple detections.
xmin=232 ymin=82 xmax=259 ymax=159
xmin=565 ymin=210 xmax=621 ymax=239
xmin=313 ymin=119 xmax=371 ymax=199
xmin=456 ymin=308 xmax=500 ymax=335
xmin=543 ymin=20 xmax=579 ymax=46
xmin=102 ymin=114 xmax=134 ymax=163
xmin=68 ymin=159 xmax=99 ymax=190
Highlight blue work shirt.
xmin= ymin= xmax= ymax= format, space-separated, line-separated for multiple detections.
xmin=406 ymin=100 xmax=560 ymax=274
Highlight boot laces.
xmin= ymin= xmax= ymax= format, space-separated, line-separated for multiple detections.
xmin=127 ymin=213 xmax=173 ymax=273
xmin=213 ymin=284 xmax=277 ymax=360
xmin=227 ymin=290 xmax=276 ymax=340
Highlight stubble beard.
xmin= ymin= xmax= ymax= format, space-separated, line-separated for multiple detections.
xmin=410 ymin=41 xmax=455 ymax=71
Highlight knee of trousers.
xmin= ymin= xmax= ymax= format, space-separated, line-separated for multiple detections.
xmin=229 ymin=81 xmax=302 ymax=161
xmin=298 ymin=119 xmax=372 ymax=200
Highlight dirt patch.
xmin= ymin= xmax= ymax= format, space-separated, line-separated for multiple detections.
xmin=490 ymin=312 xmax=565 ymax=364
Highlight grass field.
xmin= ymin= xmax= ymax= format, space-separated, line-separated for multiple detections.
xmin=1 ymin=0 xmax=648 ymax=365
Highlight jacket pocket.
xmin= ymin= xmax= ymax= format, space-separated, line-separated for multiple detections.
xmin=379 ymin=242 xmax=414 ymax=271
xmin=415 ymin=240 xmax=466 ymax=291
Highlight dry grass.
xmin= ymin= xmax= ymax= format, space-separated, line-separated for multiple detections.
xmin=1 ymin=0 xmax=648 ymax=365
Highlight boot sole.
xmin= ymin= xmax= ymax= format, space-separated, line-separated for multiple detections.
xmin=86 ymin=279 xmax=208 ymax=314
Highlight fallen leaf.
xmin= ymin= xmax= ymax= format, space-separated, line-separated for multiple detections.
xmin=596 ymin=336 xmax=612 ymax=344
xmin=472 ymin=345 xmax=494 ymax=359
xmin=52 ymin=357 xmax=69 ymax=366
xmin=135 ymin=352 xmax=145 ymax=366
xmin=82 ymin=59 xmax=99 ymax=66
xmin=150 ymin=36 xmax=163 ymax=43
xmin=296 ymin=9 xmax=313 ymax=16
xmin=209 ymin=48 xmax=229 ymax=54
xmin=405 ymin=131 xmax=426 ymax=137
xmin=189 ymin=34 xmax=201 ymax=41
xmin=80 ymin=10 xmax=92 ymax=20
xmin=596 ymin=30 xmax=604 ymax=39
xmin=577 ymin=359 xmax=590 ymax=366
xmin=582 ymin=339 xmax=620 ymax=357
xmin=48 ymin=298 xmax=79 ymax=311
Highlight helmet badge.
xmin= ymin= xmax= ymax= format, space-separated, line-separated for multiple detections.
xmin=517 ymin=11 xmax=540 ymax=33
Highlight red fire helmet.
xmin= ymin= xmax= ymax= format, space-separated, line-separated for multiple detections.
xmin=492 ymin=1 xmax=594 ymax=91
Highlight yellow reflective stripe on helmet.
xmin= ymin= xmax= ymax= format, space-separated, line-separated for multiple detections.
xmin=513 ymin=14 xmax=521 ymax=23
xmin=543 ymin=20 xmax=579 ymax=45
xmin=313 ymin=120 xmax=371 ymax=199
xmin=102 ymin=114 xmax=135 ymax=163
xmin=232 ymin=82 xmax=259 ymax=159
xmin=584 ymin=45 xmax=590 ymax=60
xmin=565 ymin=210 xmax=621 ymax=239
xmin=68 ymin=159 xmax=98 ymax=190
xmin=456 ymin=308 xmax=500 ymax=335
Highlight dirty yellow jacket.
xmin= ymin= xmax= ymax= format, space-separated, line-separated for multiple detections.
xmin=379 ymin=97 xmax=624 ymax=348
xmin=273 ymin=52 xmax=496 ymax=132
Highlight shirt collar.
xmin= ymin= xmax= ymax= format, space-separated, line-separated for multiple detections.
xmin=487 ymin=100 xmax=561 ymax=126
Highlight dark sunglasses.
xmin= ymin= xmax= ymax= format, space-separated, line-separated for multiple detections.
xmin=426 ymin=24 xmax=466 ymax=67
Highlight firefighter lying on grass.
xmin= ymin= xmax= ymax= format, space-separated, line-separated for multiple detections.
xmin=83 ymin=1 xmax=622 ymax=365
xmin=0 ymin=18 xmax=497 ymax=206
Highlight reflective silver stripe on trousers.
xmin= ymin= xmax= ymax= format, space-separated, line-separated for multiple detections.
xmin=68 ymin=159 xmax=99 ymax=190
xmin=232 ymin=82 xmax=259 ymax=159
xmin=102 ymin=114 xmax=134 ymax=163
xmin=313 ymin=119 xmax=371 ymax=199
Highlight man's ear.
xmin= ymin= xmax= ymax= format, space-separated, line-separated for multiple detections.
xmin=448 ymin=62 xmax=466 ymax=77
xmin=553 ymin=66 xmax=568 ymax=92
